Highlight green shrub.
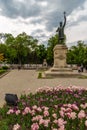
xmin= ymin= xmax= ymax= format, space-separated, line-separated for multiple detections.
xmin=2 ymin=66 xmax=9 ymax=70
xmin=38 ymin=72 xmax=42 ymax=78
xmin=0 ymin=69 xmax=6 ymax=75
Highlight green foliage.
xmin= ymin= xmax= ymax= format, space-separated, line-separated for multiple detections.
xmin=67 ymin=41 xmax=87 ymax=65
xmin=0 ymin=32 xmax=42 ymax=64
xmin=2 ymin=66 xmax=9 ymax=70
xmin=0 ymin=69 xmax=6 ymax=75
xmin=0 ymin=121 xmax=9 ymax=130
xmin=38 ymin=72 xmax=42 ymax=78
xmin=36 ymin=44 xmax=47 ymax=64
xmin=46 ymin=34 xmax=58 ymax=65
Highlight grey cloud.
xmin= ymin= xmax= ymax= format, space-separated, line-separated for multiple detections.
xmin=66 ymin=22 xmax=79 ymax=28
xmin=0 ymin=0 xmax=41 ymax=18
xmin=0 ymin=0 xmax=86 ymax=44
xmin=0 ymin=0 xmax=86 ymax=22
xmin=43 ymin=0 xmax=86 ymax=31
xmin=77 ymin=15 xmax=87 ymax=23
xmin=31 ymin=29 xmax=48 ymax=43
xmin=34 ymin=29 xmax=43 ymax=33
xmin=31 ymin=29 xmax=47 ymax=38
xmin=30 ymin=18 xmax=43 ymax=25
xmin=31 ymin=29 xmax=43 ymax=35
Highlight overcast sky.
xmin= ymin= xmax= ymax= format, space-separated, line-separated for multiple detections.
xmin=0 ymin=0 xmax=87 ymax=47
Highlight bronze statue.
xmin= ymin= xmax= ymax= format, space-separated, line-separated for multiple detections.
xmin=56 ymin=12 xmax=66 ymax=44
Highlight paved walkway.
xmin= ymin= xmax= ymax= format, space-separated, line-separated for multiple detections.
xmin=0 ymin=70 xmax=87 ymax=107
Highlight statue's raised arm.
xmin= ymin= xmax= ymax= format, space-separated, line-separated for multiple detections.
xmin=63 ymin=12 xmax=66 ymax=28
xmin=56 ymin=12 xmax=66 ymax=44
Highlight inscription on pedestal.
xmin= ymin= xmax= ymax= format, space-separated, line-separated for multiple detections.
xmin=53 ymin=45 xmax=67 ymax=68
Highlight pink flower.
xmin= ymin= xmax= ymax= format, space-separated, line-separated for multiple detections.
xmin=13 ymin=123 xmax=20 ymax=130
xmin=43 ymin=110 xmax=49 ymax=117
xmin=63 ymin=104 xmax=68 ymax=107
xmin=22 ymin=107 xmax=31 ymax=115
xmin=39 ymin=119 xmax=44 ymax=125
xmin=53 ymin=119 xmax=58 ymax=124
xmin=71 ymin=104 xmax=79 ymax=111
xmin=61 ymin=107 xmax=66 ymax=112
xmin=22 ymin=111 xmax=26 ymax=115
xmin=32 ymin=105 xmax=38 ymax=110
xmin=7 ymin=109 xmax=14 ymax=114
xmin=37 ymin=107 xmax=42 ymax=112
xmin=57 ymin=118 xmax=67 ymax=127
xmin=52 ymin=113 xmax=57 ymax=119
xmin=85 ymin=120 xmax=87 ymax=127
xmin=59 ymin=110 xmax=64 ymax=118
xmin=85 ymin=103 xmax=87 ymax=108
xmin=80 ymin=103 xmax=87 ymax=109
xmin=65 ymin=108 xmax=72 ymax=113
xmin=58 ymin=125 xmax=65 ymax=130
xmin=39 ymin=119 xmax=50 ymax=127
xmin=78 ymin=110 xmax=86 ymax=119
xmin=32 ymin=115 xmax=43 ymax=122
xmin=31 ymin=123 xmax=39 ymax=130
xmin=32 ymin=116 xmax=38 ymax=122
xmin=66 ymin=112 xmax=71 ymax=118
xmin=54 ymin=105 xmax=58 ymax=109
xmin=37 ymin=115 xmax=43 ymax=120
xmin=24 ymin=107 xmax=31 ymax=113
xmin=67 ymin=104 xmax=72 ymax=108
xmin=31 ymin=110 xmax=35 ymax=116
xmin=43 ymin=119 xmax=50 ymax=127
xmin=70 ymin=112 xmax=76 ymax=119
xmin=15 ymin=110 xmax=21 ymax=115
xmin=80 ymin=104 xmax=86 ymax=109
xmin=42 ymin=106 xmax=49 ymax=111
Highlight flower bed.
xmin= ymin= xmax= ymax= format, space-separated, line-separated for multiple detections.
xmin=0 ymin=86 xmax=87 ymax=130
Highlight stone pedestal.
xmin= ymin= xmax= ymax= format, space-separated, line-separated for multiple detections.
xmin=45 ymin=44 xmax=82 ymax=78
xmin=43 ymin=59 xmax=47 ymax=67
xmin=53 ymin=44 xmax=67 ymax=68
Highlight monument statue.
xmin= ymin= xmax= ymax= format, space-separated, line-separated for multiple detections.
xmin=45 ymin=11 xmax=81 ymax=78
xmin=56 ymin=12 xmax=66 ymax=44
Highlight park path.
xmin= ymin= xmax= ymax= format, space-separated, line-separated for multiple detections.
xmin=0 ymin=69 xmax=87 ymax=107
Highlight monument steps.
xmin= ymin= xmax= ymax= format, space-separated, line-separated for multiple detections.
xmin=50 ymin=67 xmax=73 ymax=72
xmin=45 ymin=70 xmax=82 ymax=78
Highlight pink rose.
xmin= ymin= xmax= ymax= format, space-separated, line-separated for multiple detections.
xmin=31 ymin=123 xmax=39 ymax=130
xmin=78 ymin=110 xmax=86 ymax=119
xmin=70 ymin=112 xmax=76 ymax=119
xmin=13 ymin=123 xmax=20 ymax=130
xmin=43 ymin=110 xmax=49 ymax=117
xmin=71 ymin=104 xmax=79 ymax=111
xmin=58 ymin=118 xmax=67 ymax=127
xmin=85 ymin=120 xmax=87 ymax=127
xmin=52 ymin=113 xmax=57 ymax=119
xmin=59 ymin=110 xmax=64 ymax=118
xmin=7 ymin=109 xmax=14 ymax=114
xmin=15 ymin=110 xmax=21 ymax=115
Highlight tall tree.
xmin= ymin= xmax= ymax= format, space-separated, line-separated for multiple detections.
xmin=36 ymin=44 xmax=47 ymax=64
xmin=67 ymin=41 xmax=87 ymax=65
xmin=47 ymin=34 xmax=58 ymax=65
xmin=4 ymin=32 xmax=38 ymax=64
